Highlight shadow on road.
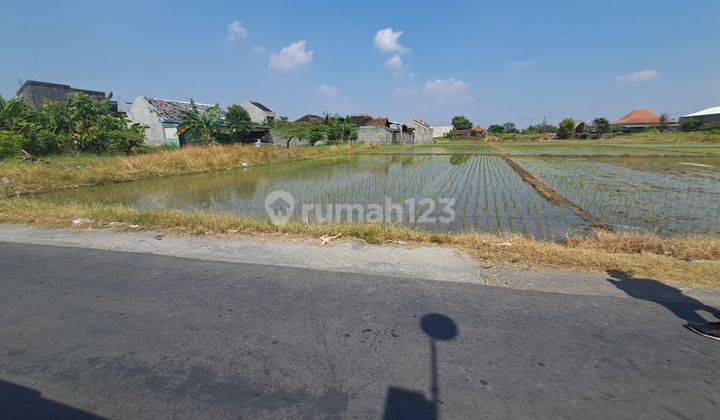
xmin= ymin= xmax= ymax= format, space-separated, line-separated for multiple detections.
xmin=382 ymin=313 xmax=458 ymax=420
xmin=607 ymin=269 xmax=719 ymax=323
xmin=0 ymin=379 xmax=103 ymax=419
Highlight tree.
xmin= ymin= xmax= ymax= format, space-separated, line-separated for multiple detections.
xmin=502 ymin=122 xmax=518 ymax=133
xmin=593 ymin=117 xmax=610 ymax=135
xmin=177 ymin=100 xmax=222 ymax=144
xmin=681 ymin=119 xmax=702 ymax=132
xmin=224 ymin=104 xmax=252 ymax=134
xmin=451 ymin=115 xmax=472 ymax=130
xmin=557 ymin=118 xmax=576 ymax=139
xmin=487 ymin=124 xmax=504 ymax=134
xmin=658 ymin=113 xmax=670 ymax=131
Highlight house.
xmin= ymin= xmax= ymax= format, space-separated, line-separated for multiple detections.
xmin=241 ymin=100 xmax=276 ymax=124
xmin=404 ymin=119 xmax=433 ymax=143
xmin=612 ymin=109 xmax=677 ymax=132
xmin=679 ymin=106 xmax=720 ymax=126
xmin=472 ymin=125 xmax=485 ymax=135
xmin=127 ymin=96 xmax=223 ymax=147
xmin=295 ymin=114 xmax=323 ymax=123
xmin=358 ymin=118 xmax=412 ymax=144
xmin=431 ymin=125 xmax=453 ymax=138
xmin=16 ymin=80 xmax=118 ymax=111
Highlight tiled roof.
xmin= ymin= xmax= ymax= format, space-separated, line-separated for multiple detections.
xmin=368 ymin=118 xmax=389 ymax=127
xmin=410 ymin=119 xmax=431 ymax=128
xmin=472 ymin=125 xmax=485 ymax=132
xmin=613 ymin=109 xmax=675 ymax=125
xmin=144 ymin=97 xmax=222 ymax=122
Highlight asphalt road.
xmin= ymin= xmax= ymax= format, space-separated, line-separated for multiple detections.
xmin=0 ymin=241 xmax=719 ymax=419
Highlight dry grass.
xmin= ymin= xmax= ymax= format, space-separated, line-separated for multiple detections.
xmin=2 ymin=198 xmax=718 ymax=289
xmin=0 ymin=144 xmax=355 ymax=197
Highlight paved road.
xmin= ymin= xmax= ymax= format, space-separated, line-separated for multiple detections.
xmin=0 ymin=242 xmax=718 ymax=419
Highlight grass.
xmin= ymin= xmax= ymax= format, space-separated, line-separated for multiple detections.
xmin=0 ymin=144 xmax=355 ymax=197
xmin=1 ymin=197 xmax=719 ymax=289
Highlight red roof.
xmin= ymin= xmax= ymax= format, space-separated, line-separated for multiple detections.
xmin=472 ymin=125 xmax=485 ymax=132
xmin=613 ymin=109 xmax=676 ymax=125
xmin=368 ymin=117 xmax=389 ymax=127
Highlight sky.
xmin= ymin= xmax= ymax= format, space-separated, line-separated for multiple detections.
xmin=2 ymin=0 xmax=719 ymax=127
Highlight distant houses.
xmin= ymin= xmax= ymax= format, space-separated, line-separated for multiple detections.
xmin=404 ymin=119 xmax=433 ymax=143
xmin=127 ymin=96 xmax=224 ymax=147
xmin=241 ymin=100 xmax=276 ymax=124
xmin=612 ymin=109 xmax=677 ymax=132
xmin=679 ymin=106 xmax=720 ymax=126
xmin=16 ymin=80 xmax=118 ymax=111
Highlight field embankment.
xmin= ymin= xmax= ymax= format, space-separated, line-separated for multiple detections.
xmin=0 ymin=144 xmax=354 ymax=197
xmin=1 ymin=198 xmax=719 ymax=289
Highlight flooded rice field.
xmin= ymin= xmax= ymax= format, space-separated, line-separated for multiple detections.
xmin=43 ymin=150 xmax=720 ymax=238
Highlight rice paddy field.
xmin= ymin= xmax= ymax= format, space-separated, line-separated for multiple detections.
xmin=37 ymin=140 xmax=720 ymax=239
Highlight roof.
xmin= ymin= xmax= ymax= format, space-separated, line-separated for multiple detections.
xmin=17 ymin=80 xmax=107 ymax=97
xmin=249 ymin=101 xmax=274 ymax=113
xmin=613 ymin=109 xmax=675 ymax=125
xmin=368 ymin=118 xmax=389 ymax=127
xmin=143 ymin=97 xmax=221 ymax=122
xmin=295 ymin=114 xmax=323 ymax=123
xmin=407 ymin=119 xmax=431 ymax=128
xmin=683 ymin=106 xmax=720 ymax=118
xmin=472 ymin=125 xmax=485 ymax=132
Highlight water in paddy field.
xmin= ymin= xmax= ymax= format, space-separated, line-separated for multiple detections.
xmin=41 ymin=153 xmax=720 ymax=238
xmin=41 ymin=155 xmax=589 ymax=239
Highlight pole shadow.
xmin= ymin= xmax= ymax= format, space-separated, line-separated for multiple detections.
xmin=606 ymin=269 xmax=720 ymax=323
xmin=382 ymin=313 xmax=458 ymax=420
xmin=0 ymin=379 xmax=104 ymax=419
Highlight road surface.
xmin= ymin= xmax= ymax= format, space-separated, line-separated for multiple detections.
xmin=1 ymin=241 xmax=719 ymax=419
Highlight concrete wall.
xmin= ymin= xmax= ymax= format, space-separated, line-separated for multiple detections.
xmin=358 ymin=126 xmax=395 ymax=144
xmin=431 ymin=125 xmax=453 ymax=138
xmin=241 ymin=101 xmax=276 ymax=124
xmin=404 ymin=120 xmax=433 ymax=143
xmin=127 ymin=96 xmax=168 ymax=147
xmin=270 ymin=129 xmax=309 ymax=148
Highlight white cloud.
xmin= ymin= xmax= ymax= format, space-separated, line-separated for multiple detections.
xmin=424 ymin=78 xmax=472 ymax=100
xmin=315 ymin=84 xmax=340 ymax=96
xmin=269 ymin=40 xmax=314 ymax=70
xmin=508 ymin=60 xmax=538 ymax=69
xmin=385 ymin=54 xmax=404 ymax=70
xmin=250 ymin=45 xmax=266 ymax=54
xmin=393 ymin=78 xmax=473 ymax=102
xmin=227 ymin=20 xmax=248 ymax=42
xmin=616 ymin=70 xmax=660 ymax=82
xmin=374 ymin=28 xmax=409 ymax=54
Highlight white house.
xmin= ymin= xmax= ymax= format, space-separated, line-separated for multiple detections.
xmin=679 ymin=106 xmax=720 ymax=126
xmin=241 ymin=100 xmax=276 ymax=124
xmin=404 ymin=119 xmax=433 ymax=143
xmin=431 ymin=125 xmax=453 ymax=138
xmin=127 ymin=96 xmax=222 ymax=147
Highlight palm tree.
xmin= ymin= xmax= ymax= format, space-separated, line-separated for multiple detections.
xmin=177 ymin=100 xmax=222 ymax=144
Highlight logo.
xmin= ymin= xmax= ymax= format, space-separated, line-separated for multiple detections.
xmin=265 ymin=190 xmax=295 ymax=227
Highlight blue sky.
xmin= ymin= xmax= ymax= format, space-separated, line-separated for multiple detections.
xmin=2 ymin=0 xmax=719 ymax=126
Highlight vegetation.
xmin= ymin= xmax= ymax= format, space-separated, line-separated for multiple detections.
xmin=0 ymin=143 xmax=356 ymax=198
xmin=487 ymin=124 xmax=504 ymax=134
xmin=556 ymin=118 xmax=576 ymax=139
xmin=0 ymin=94 xmax=145 ymax=158
xmin=451 ymin=115 xmax=473 ymax=130
xmin=177 ymin=100 xmax=223 ymax=145
xmin=271 ymin=114 xmax=357 ymax=146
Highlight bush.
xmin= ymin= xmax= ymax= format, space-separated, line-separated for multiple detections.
xmin=22 ymin=130 xmax=69 ymax=156
xmin=0 ymin=131 xmax=24 ymax=158
xmin=557 ymin=118 xmax=576 ymax=139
